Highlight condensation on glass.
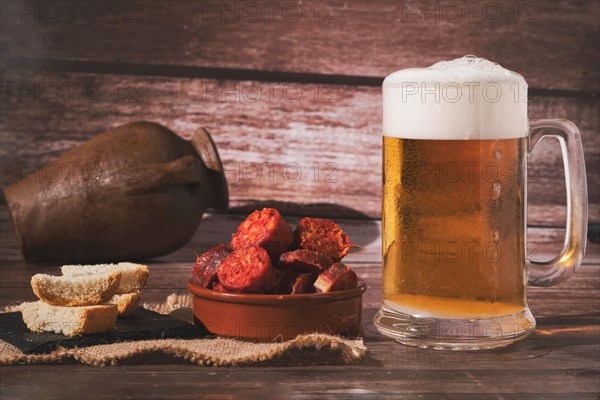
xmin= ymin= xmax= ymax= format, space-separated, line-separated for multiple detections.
xmin=374 ymin=56 xmax=588 ymax=350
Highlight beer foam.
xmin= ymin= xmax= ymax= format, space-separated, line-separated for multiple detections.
xmin=383 ymin=56 xmax=528 ymax=140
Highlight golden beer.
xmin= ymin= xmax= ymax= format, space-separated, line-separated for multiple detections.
xmin=375 ymin=56 xmax=587 ymax=349
xmin=382 ymin=136 xmax=527 ymax=318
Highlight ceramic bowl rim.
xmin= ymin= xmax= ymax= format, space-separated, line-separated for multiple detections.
xmin=187 ymin=279 xmax=366 ymax=305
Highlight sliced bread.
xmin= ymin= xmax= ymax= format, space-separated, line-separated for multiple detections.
xmin=61 ymin=262 xmax=149 ymax=294
xmin=31 ymin=272 xmax=121 ymax=306
xmin=19 ymin=301 xmax=118 ymax=336
xmin=106 ymin=292 xmax=140 ymax=316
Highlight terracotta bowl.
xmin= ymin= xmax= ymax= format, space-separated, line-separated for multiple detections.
xmin=186 ymin=280 xmax=366 ymax=341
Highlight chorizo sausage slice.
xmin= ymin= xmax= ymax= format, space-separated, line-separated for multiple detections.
xmin=211 ymin=282 xmax=227 ymax=292
xmin=294 ymin=217 xmax=351 ymax=262
xmin=277 ymin=249 xmax=334 ymax=275
xmin=217 ymin=245 xmax=279 ymax=293
xmin=314 ymin=263 xmax=358 ymax=293
xmin=231 ymin=208 xmax=294 ymax=261
xmin=277 ymin=271 xmax=316 ymax=294
xmin=191 ymin=244 xmax=231 ymax=288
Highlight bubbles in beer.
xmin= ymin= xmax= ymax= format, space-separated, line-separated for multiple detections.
xmin=492 ymin=230 xmax=500 ymax=243
xmin=381 ymin=57 xmax=528 ymax=318
xmin=492 ymin=181 xmax=502 ymax=200
xmin=431 ymin=55 xmax=503 ymax=75
xmin=382 ymin=136 xmax=527 ymax=316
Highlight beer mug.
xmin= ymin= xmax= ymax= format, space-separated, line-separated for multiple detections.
xmin=374 ymin=56 xmax=588 ymax=350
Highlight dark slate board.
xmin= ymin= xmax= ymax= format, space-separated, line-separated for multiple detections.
xmin=0 ymin=307 xmax=199 ymax=354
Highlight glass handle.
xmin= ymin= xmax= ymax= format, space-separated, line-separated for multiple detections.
xmin=527 ymin=119 xmax=588 ymax=287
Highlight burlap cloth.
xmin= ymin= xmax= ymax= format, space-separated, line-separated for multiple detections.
xmin=0 ymin=294 xmax=366 ymax=366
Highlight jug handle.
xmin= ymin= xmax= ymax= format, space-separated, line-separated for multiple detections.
xmin=123 ymin=155 xmax=204 ymax=194
xmin=121 ymin=128 xmax=229 ymax=213
xmin=189 ymin=128 xmax=229 ymax=213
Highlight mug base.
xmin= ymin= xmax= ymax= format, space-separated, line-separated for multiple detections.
xmin=374 ymin=304 xmax=536 ymax=350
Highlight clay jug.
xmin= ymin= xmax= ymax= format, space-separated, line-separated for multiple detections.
xmin=4 ymin=121 xmax=228 ymax=264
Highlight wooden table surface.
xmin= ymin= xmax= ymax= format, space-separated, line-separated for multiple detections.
xmin=1 ymin=208 xmax=599 ymax=399
xmin=1 ymin=1 xmax=599 ymax=398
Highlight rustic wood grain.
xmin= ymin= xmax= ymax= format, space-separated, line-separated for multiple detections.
xmin=1 ymin=213 xmax=598 ymax=398
xmin=1 ymin=262 xmax=599 ymax=352
xmin=1 ymin=1 xmax=598 ymax=92
xmin=1 ymin=1 xmax=598 ymax=397
xmin=1 ymin=71 xmax=598 ymax=224
xmin=0 ymin=367 xmax=599 ymax=399
xmin=3 ymin=265 xmax=600 ymax=315
xmin=1 ymin=262 xmax=598 ymax=398
xmin=1 ymin=205 xmax=598 ymax=267
xmin=2 ymin=261 xmax=600 ymax=304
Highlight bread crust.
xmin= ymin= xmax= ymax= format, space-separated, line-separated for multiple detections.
xmin=106 ymin=292 xmax=141 ymax=316
xmin=19 ymin=301 xmax=118 ymax=336
xmin=61 ymin=263 xmax=149 ymax=294
xmin=31 ymin=272 xmax=121 ymax=307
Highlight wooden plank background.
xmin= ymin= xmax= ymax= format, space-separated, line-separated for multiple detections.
xmin=2 ymin=0 xmax=598 ymax=91
xmin=0 ymin=3 xmax=599 ymax=396
xmin=1 ymin=0 xmax=598 ymax=228
xmin=1 ymin=71 xmax=597 ymax=225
